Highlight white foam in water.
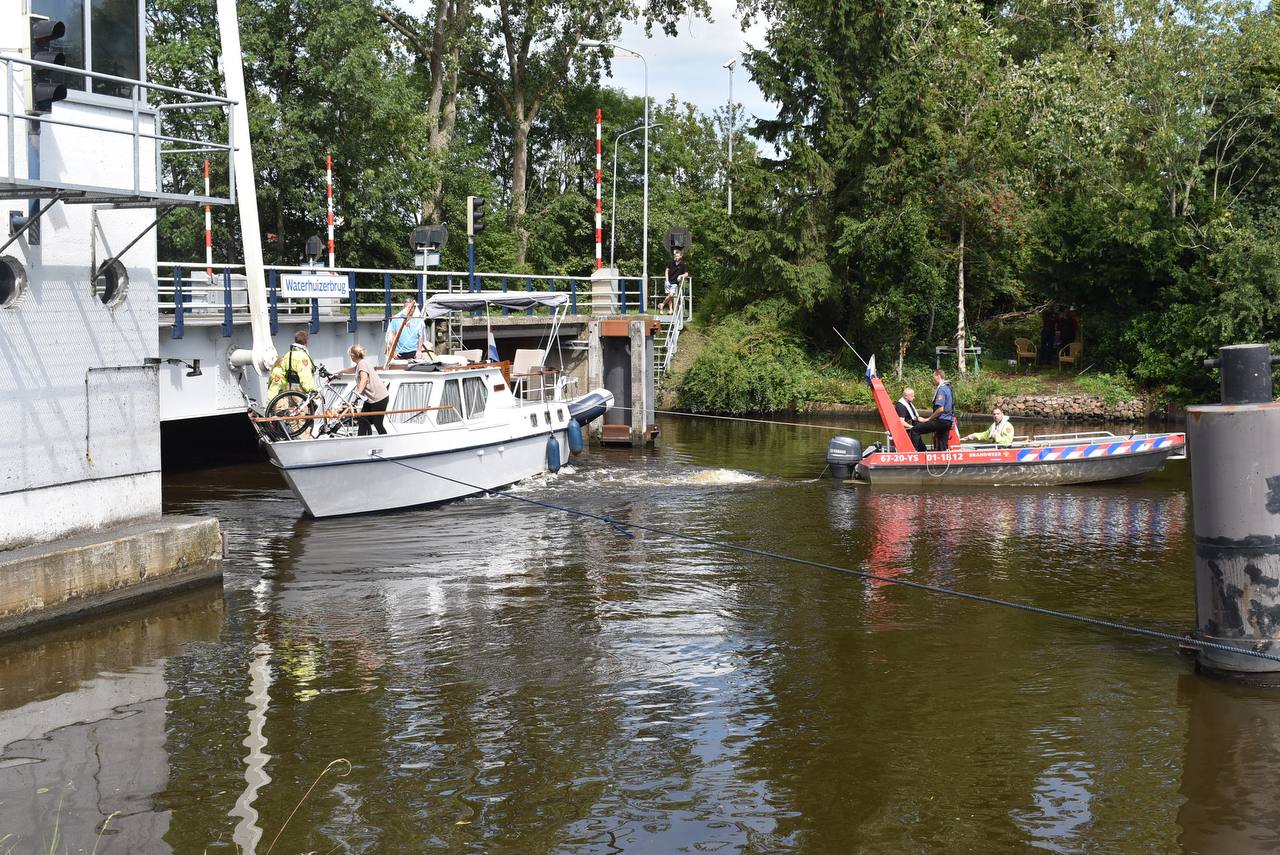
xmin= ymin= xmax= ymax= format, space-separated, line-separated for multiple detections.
xmin=563 ymin=466 xmax=764 ymax=489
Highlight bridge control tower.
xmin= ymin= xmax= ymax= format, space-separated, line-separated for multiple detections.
xmin=0 ymin=0 xmax=225 ymax=632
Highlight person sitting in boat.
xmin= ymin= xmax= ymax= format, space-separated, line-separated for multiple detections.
xmin=962 ymin=405 xmax=1015 ymax=447
xmin=913 ymin=369 xmax=956 ymax=451
xmin=385 ymin=297 xmax=432 ymax=362
xmin=894 ymin=387 xmax=927 ymax=452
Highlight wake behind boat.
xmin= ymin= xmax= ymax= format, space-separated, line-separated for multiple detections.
xmin=248 ymin=292 xmax=612 ymax=516
xmin=826 ymin=357 xmax=1185 ymax=486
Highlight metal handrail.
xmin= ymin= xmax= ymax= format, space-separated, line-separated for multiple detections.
xmin=156 ymin=262 xmax=668 ymax=339
xmin=1 ymin=52 xmax=233 ymax=204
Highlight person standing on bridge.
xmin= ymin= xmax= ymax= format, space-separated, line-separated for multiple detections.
xmin=386 ymin=296 xmax=428 ymax=362
xmin=661 ymin=247 xmax=688 ymax=314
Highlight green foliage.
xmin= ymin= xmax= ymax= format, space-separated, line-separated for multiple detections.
xmin=1075 ymin=372 xmax=1140 ymax=408
xmin=677 ymin=314 xmax=817 ymax=414
xmin=146 ymin=0 xmax=1280 ymax=408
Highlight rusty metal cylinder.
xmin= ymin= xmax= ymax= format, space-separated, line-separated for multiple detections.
xmin=1188 ymin=345 xmax=1280 ymax=676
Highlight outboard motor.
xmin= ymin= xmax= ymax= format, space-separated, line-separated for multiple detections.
xmin=826 ymin=436 xmax=862 ymax=480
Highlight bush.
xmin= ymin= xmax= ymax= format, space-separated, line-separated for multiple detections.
xmin=678 ymin=314 xmax=817 ymax=413
xmin=1074 ymin=371 xmax=1138 ymax=407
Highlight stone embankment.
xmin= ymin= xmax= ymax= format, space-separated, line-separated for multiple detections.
xmin=990 ymin=394 xmax=1147 ymax=421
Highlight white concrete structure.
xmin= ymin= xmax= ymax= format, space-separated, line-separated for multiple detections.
xmin=0 ymin=0 xmax=230 ymax=550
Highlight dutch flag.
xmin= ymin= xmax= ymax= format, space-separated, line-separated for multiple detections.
xmin=487 ymin=324 xmax=499 ymax=362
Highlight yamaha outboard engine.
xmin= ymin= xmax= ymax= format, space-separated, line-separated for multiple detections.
xmin=826 ymin=436 xmax=862 ymax=480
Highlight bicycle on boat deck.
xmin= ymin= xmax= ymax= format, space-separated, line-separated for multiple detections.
xmin=262 ymin=365 xmax=361 ymax=440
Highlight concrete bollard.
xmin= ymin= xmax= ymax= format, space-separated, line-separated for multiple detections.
xmin=1188 ymin=344 xmax=1280 ymax=677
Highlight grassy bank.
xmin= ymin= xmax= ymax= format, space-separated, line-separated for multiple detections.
xmin=665 ymin=318 xmax=1151 ymax=416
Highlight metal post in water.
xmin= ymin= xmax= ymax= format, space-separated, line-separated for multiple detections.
xmin=1188 ymin=343 xmax=1280 ymax=678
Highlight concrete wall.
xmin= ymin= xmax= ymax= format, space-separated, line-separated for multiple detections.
xmin=0 ymin=515 xmax=222 ymax=636
xmin=0 ymin=92 xmax=161 ymax=550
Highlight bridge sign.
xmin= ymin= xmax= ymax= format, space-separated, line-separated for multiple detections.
xmin=280 ymin=272 xmax=348 ymax=298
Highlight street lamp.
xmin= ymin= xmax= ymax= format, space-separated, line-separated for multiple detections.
xmin=580 ymin=39 xmax=649 ymax=304
xmin=724 ymin=59 xmax=736 ymax=219
xmin=610 ymin=122 xmax=662 ymax=269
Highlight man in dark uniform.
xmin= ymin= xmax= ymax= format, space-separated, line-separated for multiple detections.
xmin=661 ymin=247 xmax=688 ymax=314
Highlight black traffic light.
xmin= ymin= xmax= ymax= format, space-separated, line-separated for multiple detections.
xmin=467 ymin=195 xmax=486 ymax=238
xmin=29 ymin=18 xmax=68 ymax=115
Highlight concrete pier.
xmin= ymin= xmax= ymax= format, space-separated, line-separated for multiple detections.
xmin=0 ymin=516 xmax=223 ymax=639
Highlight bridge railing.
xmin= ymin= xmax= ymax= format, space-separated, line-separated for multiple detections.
xmin=157 ymin=263 xmax=674 ymax=340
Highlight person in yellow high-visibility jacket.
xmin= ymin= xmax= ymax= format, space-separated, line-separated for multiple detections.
xmin=962 ymin=405 xmax=1016 ymax=446
xmin=268 ymin=330 xmax=319 ymax=400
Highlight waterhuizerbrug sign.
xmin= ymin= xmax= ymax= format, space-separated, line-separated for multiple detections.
xmin=279 ymin=273 xmax=348 ymax=299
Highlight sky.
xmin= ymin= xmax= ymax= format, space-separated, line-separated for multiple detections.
xmin=391 ymin=0 xmax=778 ymax=129
xmin=609 ymin=0 xmax=777 ymax=128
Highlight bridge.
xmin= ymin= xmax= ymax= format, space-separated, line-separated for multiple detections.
xmin=155 ymin=262 xmax=691 ymax=445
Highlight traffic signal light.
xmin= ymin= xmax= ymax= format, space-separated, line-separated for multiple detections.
xmin=467 ymin=195 xmax=486 ymax=238
xmin=29 ymin=18 xmax=68 ymax=115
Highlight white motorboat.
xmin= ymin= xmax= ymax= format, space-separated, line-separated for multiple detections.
xmin=249 ymin=292 xmax=612 ymax=517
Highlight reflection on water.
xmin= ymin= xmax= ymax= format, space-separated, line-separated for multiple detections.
xmin=0 ymin=414 xmax=1275 ymax=851
xmin=0 ymin=588 xmax=223 ymax=851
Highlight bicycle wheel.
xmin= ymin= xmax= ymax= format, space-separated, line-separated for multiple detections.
xmin=266 ymin=390 xmax=312 ymax=439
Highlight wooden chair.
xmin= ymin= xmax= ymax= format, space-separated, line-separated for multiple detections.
xmin=1014 ymin=337 xmax=1037 ymax=369
xmin=1058 ymin=341 xmax=1083 ymax=371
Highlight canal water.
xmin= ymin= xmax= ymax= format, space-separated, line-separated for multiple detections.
xmin=2 ymin=415 xmax=1278 ymax=852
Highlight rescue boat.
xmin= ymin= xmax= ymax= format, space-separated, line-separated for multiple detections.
xmin=827 ymin=358 xmax=1185 ymax=486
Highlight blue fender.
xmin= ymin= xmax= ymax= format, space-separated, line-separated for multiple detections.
xmin=568 ymin=419 xmax=584 ymax=455
xmin=546 ymin=434 xmax=562 ymax=472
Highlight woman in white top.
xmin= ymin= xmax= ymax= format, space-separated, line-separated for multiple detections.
xmin=346 ymin=344 xmax=390 ymax=436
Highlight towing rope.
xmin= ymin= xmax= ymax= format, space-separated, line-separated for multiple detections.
xmin=369 ymin=453 xmax=1280 ymax=666
xmin=605 ymin=404 xmax=888 ymax=438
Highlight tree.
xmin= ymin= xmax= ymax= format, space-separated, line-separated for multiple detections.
xmin=468 ymin=0 xmax=705 ymax=265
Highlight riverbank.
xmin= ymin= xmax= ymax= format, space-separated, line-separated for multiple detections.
xmin=663 ymin=321 xmax=1165 ymax=421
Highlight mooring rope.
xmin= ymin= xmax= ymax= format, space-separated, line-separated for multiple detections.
xmin=369 ymin=453 xmax=1280 ymax=665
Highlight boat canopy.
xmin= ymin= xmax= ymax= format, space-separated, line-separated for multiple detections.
xmin=423 ymin=292 xmax=569 ymax=319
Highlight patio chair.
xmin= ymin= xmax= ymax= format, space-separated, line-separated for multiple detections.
xmin=1058 ymin=341 xmax=1083 ymax=371
xmin=1014 ymin=337 xmax=1037 ymax=369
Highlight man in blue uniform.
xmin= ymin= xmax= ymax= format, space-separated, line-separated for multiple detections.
xmin=913 ymin=369 xmax=955 ymax=451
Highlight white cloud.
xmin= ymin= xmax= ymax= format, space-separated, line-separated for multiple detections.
xmin=390 ymin=0 xmax=778 ymax=129
xmin=611 ymin=0 xmax=776 ymax=129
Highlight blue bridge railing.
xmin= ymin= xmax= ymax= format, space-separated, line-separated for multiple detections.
xmin=157 ymin=264 xmax=683 ymax=340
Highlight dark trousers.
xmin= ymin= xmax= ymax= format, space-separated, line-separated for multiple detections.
xmin=914 ymin=417 xmax=953 ymax=451
xmin=359 ymin=396 xmax=389 ymax=436
xmin=905 ymin=427 xmax=927 ymax=452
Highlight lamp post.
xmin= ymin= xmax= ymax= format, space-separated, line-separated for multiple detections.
xmin=580 ymin=39 xmax=649 ymax=303
xmin=610 ymin=122 xmax=661 ymax=269
xmin=723 ymin=59 xmax=735 ymax=219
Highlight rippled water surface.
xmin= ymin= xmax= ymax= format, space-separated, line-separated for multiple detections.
xmin=3 ymin=415 xmax=1280 ymax=852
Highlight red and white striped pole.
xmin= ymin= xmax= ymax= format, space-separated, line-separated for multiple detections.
xmin=203 ymin=159 xmax=213 ymax=281
xmin=325 ymin=154 xmax=336 ymax=268
xmin=594 ymin=108 xmax=603 ymax=270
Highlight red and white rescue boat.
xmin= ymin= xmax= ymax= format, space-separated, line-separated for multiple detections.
xmin=827 ymin=358 xmax=1186 ymax=486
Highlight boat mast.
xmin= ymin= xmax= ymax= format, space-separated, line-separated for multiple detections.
xmin=217 ymin=0 xmax=276 ymax=373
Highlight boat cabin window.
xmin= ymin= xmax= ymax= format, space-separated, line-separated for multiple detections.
xmin=391 ymin=380 xmax=434 ymax=424
xmin=463 ymin=377 xmax=488 ymax=419
xmin=437 ymin=379 xmax=463 ymax=425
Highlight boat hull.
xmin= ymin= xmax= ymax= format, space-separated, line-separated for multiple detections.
xmin=857 ymin=435 xmax=1185 ymax=486
xmin=264 ymin=428 xmax=568 ymax=517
